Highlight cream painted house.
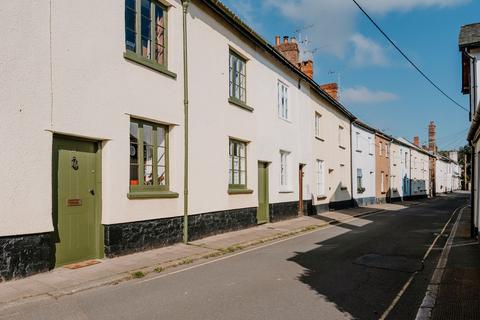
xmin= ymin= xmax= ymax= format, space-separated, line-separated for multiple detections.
xmin=0 ymin=0 xmax=356 ymax=280
xmin=351 ymin=121 xmax=376 ymax=206
xmin=389 ymin=139 xmax=412 ymax=201
xmin=397 ymin=138 xmax=433 ymax=198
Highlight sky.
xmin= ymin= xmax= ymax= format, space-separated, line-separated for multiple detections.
xmin=221 ymin=0 xmax=480 ymax=151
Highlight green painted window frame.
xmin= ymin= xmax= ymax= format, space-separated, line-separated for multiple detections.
xmin=229 ymin=50 xmax=247 ymax=104
xmin=129 ymin=118 xmax=178 ymax=199
xmin=124 ymin=0 xmax=176 ymax=78
xmin=228 ymin=139 xmax=249 ymax=191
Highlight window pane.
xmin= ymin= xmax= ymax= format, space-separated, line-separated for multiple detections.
xmin=125 ymin=1 xmax=136 ymax=52
xmin=130 ymin=122 xmax=139 ymax=141
xmin=130 ymin=164 xmax=139 ymax=185
xmin=144 ymin=165 xmax=153 ymax=185
xmin=233 ymin=156 xmax=239 ymax=171
xmin=239 ymin=143 xmax=245 ymax=157
xmin=154 ymin=4 xmax=165 ymax=64
xmin=141 ymin=0 xmax=151 ymax=59
xmin=240 ymin=170 xmax=246 ymax=185
xmin=229 ymin=170 xmax=233 ymax=184
xmin=233 ymin=170 xmax=239 ymax=184
xmin=157 ymin=147 xmax=165 ymax=166
xmin=157 ymin=166 xmax=166 ymax=185
xmin=144 ymin=124 xmax=153 ymax=145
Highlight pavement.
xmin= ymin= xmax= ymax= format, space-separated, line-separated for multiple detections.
xmin=430 ymin=205 xmax=480 ymax=320
xmin=0 ymin=203 xmax=390 ymax=310
xmin=0 ymin=194 xmax=466 ymax=320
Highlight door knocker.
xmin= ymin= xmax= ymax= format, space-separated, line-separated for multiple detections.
xmin=71 ymin=156 xmax=79 ymax=170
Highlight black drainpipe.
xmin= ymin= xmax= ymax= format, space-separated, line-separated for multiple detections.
xmin=471 ymin=144 xmax=475 ymax=238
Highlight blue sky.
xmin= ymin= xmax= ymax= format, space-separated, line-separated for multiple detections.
xmin=221 ymin=0 xmax=479 ymax=150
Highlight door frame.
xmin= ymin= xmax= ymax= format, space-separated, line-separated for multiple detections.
xmin=257 ymin=161 xmax=270 ymax=224
xmin=52 ymin=134 xmax=104 ymax=266
xmin=298 ymin=163 xmax=306 ymax=216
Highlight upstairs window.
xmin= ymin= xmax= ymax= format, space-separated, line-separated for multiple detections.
xmin=338 ymin=126 xmax=345 ymax=148
xmin=315 ymin=113 xmax=322 ymax=139
xmin=229 ymin=51 xmax=247 ymax=104
xmin=368 ymin=137 xmax=374 ymax=155
xmin=355 ymin=132 xmax=361 ymax=150
xmin=125 ymin=0 xmax=167 ymax=65
xmin=379 ymin=142 xmax=383 ymax=156
xmin=278 ymin=81 xmax=289 ymax=120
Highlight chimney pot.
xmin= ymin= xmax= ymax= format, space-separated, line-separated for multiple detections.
xmin=283 ymin=36 xmax=289 ymax=44
xmin=275 ymin=35 xmax=280 ymax=46
xmin=413 ymin=136 xmax=420 ymax=147
xmin=291 ymin=37 xmax=297 ymax=43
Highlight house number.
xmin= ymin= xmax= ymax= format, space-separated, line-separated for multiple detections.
xmin=71 ymin=156 xmax=79 ymax=170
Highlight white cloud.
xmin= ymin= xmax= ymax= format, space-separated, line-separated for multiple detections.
xmin=261 ymin=0 xmax=468 ymax=58
xmin=342 ymin=86 xmax=398 ymax=104
xmin=350 ymin=33 xmax=388 ymax=67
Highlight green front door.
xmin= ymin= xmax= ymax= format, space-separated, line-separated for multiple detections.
xmin=53 ymin=137 xmax=102 ymax=267
xmin=257 ymin=162 xmax=269 ymax=224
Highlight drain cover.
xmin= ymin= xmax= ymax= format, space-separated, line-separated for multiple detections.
xmin=354 ymin=254 xmax=422 ymax=273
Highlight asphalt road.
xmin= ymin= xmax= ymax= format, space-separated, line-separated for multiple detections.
xmin=0 ymin=193 xmax=468 ymax=320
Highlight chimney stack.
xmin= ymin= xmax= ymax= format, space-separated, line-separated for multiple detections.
xmin=274 ymin=35 xmax=300 ymax=67
xmin=428 ymin=121 xmax=436 ymax=153
xmin=275 ymin=35 xmax=280 ymax=46
xmin=274 ymin=35 xmax=314 ymax=80
xmin=300 ymin=60 xmax=313 ymax=79
xmin=413 ymin=136 xmax=420 ymax=147
xmin=320 ymin=83 xmax=339 ymax=101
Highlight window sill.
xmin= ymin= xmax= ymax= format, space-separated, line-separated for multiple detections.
xmin=356 ymin=149 xmax=362 ymax=153
xmin=279 ymin=190 xmax=294 ymax=194
xmin=279 ymin=116 xmax=292 ymax=124
xmin=228 ymin=188 xmax=254 ymax=195
xmin=317 ymin=195 xmax=327 ymax=200
xmin=123 ymin=51 xmax=177 ymax=79
xmin=315 ymin=136 xmax=325 ymax=142
xmin=340 ymin=187 xmax=348 ymax=191
xmin=127 ymin=190 xmax=179 ymax=199
xmin=339 ymin=145 xmax=346 ymax=150
xmin=228 ymin=97 xmax=254 ymax=112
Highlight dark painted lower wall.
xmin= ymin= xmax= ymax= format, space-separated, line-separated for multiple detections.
xmin=104 ymin=207 xmax=258 ymax=257
xmin=188 ymin=207 xmax=257 ymax=242
xmin=0 ymin=233 xmax=54 ymax=282
xmin=104 ymin=216 xmax=184 ymax=257
xmin=353 ymin=197 xmax=376 ymax=207
xmin=329 ymin=199 xmax=354 ymax=211
xmin=269 ymin=201 xmax=300 ymax=222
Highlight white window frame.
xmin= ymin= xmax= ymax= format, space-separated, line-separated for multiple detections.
xmin=316 ymin=159 xmax=325 ymax=196
xmin=278 ymin=80 xmax=289 ymax=121
xmin=315 ymin=112 xmax=322 ymax=139
xmin=379 ymin=141 xmax=383 ymax=156
xmin=280 ymin=150 xmax=291 ymax=190
xmin=381 ymin=171 xmax=385 ymax=193
xmin=355 ymin=132 xmax=361 ymax=150
xmin=368 ymin=137 xmax=374 ymax=155
xmin=338 ymin=125 xmax=345 ymax=148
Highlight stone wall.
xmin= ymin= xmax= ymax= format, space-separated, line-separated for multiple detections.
xmin=188 ymin=207 xmax=257 ymax=241
xmin=0 ymin=233 xmax=54 ymax=282
xmin=104 ymin=216 xmax=184 ymax=257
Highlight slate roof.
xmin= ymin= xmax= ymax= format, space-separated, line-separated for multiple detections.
xmin=459 ymin=23 xmax=480 ymax=49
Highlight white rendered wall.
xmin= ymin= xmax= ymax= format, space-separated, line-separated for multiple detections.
xmin=0 ymin=1 xmax=53 ymax=236
xmin=351 ymin=125 xmax=375 ymax=201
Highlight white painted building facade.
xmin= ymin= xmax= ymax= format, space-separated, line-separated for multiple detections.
xmin=351 ymin=122 xmax=376 ymax=206
xmin=0 ymin=0 xmax=355 ymax=280
xmin=390 ymin=139 xmax=412 ymax=200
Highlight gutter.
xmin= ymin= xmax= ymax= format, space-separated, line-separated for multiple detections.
xmin=182 ymin=0 xmax=190 ymax=243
